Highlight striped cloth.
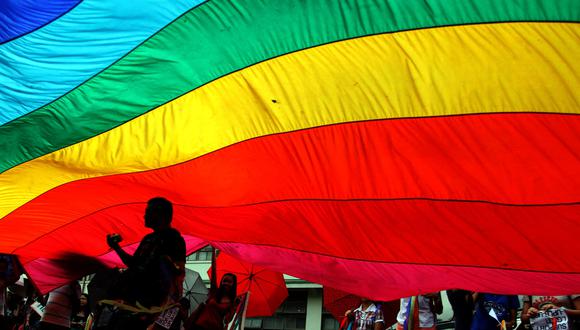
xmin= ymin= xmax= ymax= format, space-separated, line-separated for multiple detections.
xmin=41 ymin=283 xmax=80 ymax=327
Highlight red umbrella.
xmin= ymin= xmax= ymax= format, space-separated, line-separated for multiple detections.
xmin=209 ymin=252 xmax=288 ymax=317
xmin=323 ymin=286 xmax=361 ymax=321
xmin=323 ymin=286 xmax=399 ymax=325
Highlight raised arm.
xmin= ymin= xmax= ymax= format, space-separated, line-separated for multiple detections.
xmin=210 ymin=246 xmax=218 ymax=291
xmin=521 ymin=300 xmax=536 ymax=324
xmin=107 ymin=233 xmax=135 ymax=268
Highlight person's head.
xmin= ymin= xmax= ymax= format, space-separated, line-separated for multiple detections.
xmin=80 ymin=294 xmax=88 ymax=306
xmin=144 ymin=197 xmax=173 ymax=229
xmin=74 ymin=293 xmax=90 ymax=315
xmin=217 ymin=273 xmax=237 ymax=302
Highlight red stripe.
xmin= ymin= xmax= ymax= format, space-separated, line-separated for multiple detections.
xmin=3 ymin=113 xmax=580 ymax=293
xmin=16 ymin=197 xmax=580 ymax=270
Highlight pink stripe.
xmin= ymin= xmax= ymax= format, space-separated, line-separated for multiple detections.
xmin=213 ymin=242 xmax=580 ymax=301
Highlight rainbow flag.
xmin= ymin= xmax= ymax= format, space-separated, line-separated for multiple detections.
xmin=0 ymin=0 xmax=579 ymax=297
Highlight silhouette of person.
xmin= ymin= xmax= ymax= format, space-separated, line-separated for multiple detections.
xmin=447 ymin=290 xmax=474 ymax=330
xmin=106 ymin=197 xmax=186 ymax=330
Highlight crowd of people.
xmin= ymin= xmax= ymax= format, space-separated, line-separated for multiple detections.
xmin=342 ymin=291 xmax=579 ymax=330
xmin=2 ymin=197 xmax=579 ymax=330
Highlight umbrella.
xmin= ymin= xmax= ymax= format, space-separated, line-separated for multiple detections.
xmin=209 ymin=252 xmax=288 ymax=317
xmin=323 ymin=286 xmax=399 ymax=325
xmin=182 ymin=268 xmax=208 ymax=314
xmin=323 ymin=286 xmax=361 ymax=321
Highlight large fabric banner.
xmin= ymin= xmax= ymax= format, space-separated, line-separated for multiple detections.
xmin=0 ymin=0 xmax=579 ymax=299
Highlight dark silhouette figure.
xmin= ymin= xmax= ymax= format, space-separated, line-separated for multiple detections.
xmin=447 ymin=290 xmax=474 ymax=330
xmin=103 ymin=197 xmax=186 ymax=329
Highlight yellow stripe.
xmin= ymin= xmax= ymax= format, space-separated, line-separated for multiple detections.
xmin=1 ymin=22 xmax=578 ymax=218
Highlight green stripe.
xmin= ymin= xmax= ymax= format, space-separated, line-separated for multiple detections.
xmin=1 ymin=0 xmax=578 ymax=173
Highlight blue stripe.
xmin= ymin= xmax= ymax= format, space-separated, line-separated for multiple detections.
xmin=0 ymin=0 xmax=206 ymax=125
xmin=0 ymin=0 xmax=82 ymax=43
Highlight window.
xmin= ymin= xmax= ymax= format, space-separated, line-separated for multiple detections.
xmin=286 ymin=316 xmax=306 ymax=329
xmin=283 ymin=301 xmax=306 ymax=313
xmin=186 ymin=245 xmax=213 ymax=262
xmin=245 ymin=290 xmax=308 ymax=330
xmin=246 ymin=319 xmax=263 ymax=329
xmin=263 ymin=317 xmax=284 ymax=329
xmin=323 ymin=315 xmax=339 ymax=330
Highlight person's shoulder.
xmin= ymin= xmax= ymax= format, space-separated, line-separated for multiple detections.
xmin=142 ymin=231 xmax=157 ymax=239
xmin=157 ymin=228 xmax=185 ymax=247
xmin=167 ymin=227 xmax=185 ymax=241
